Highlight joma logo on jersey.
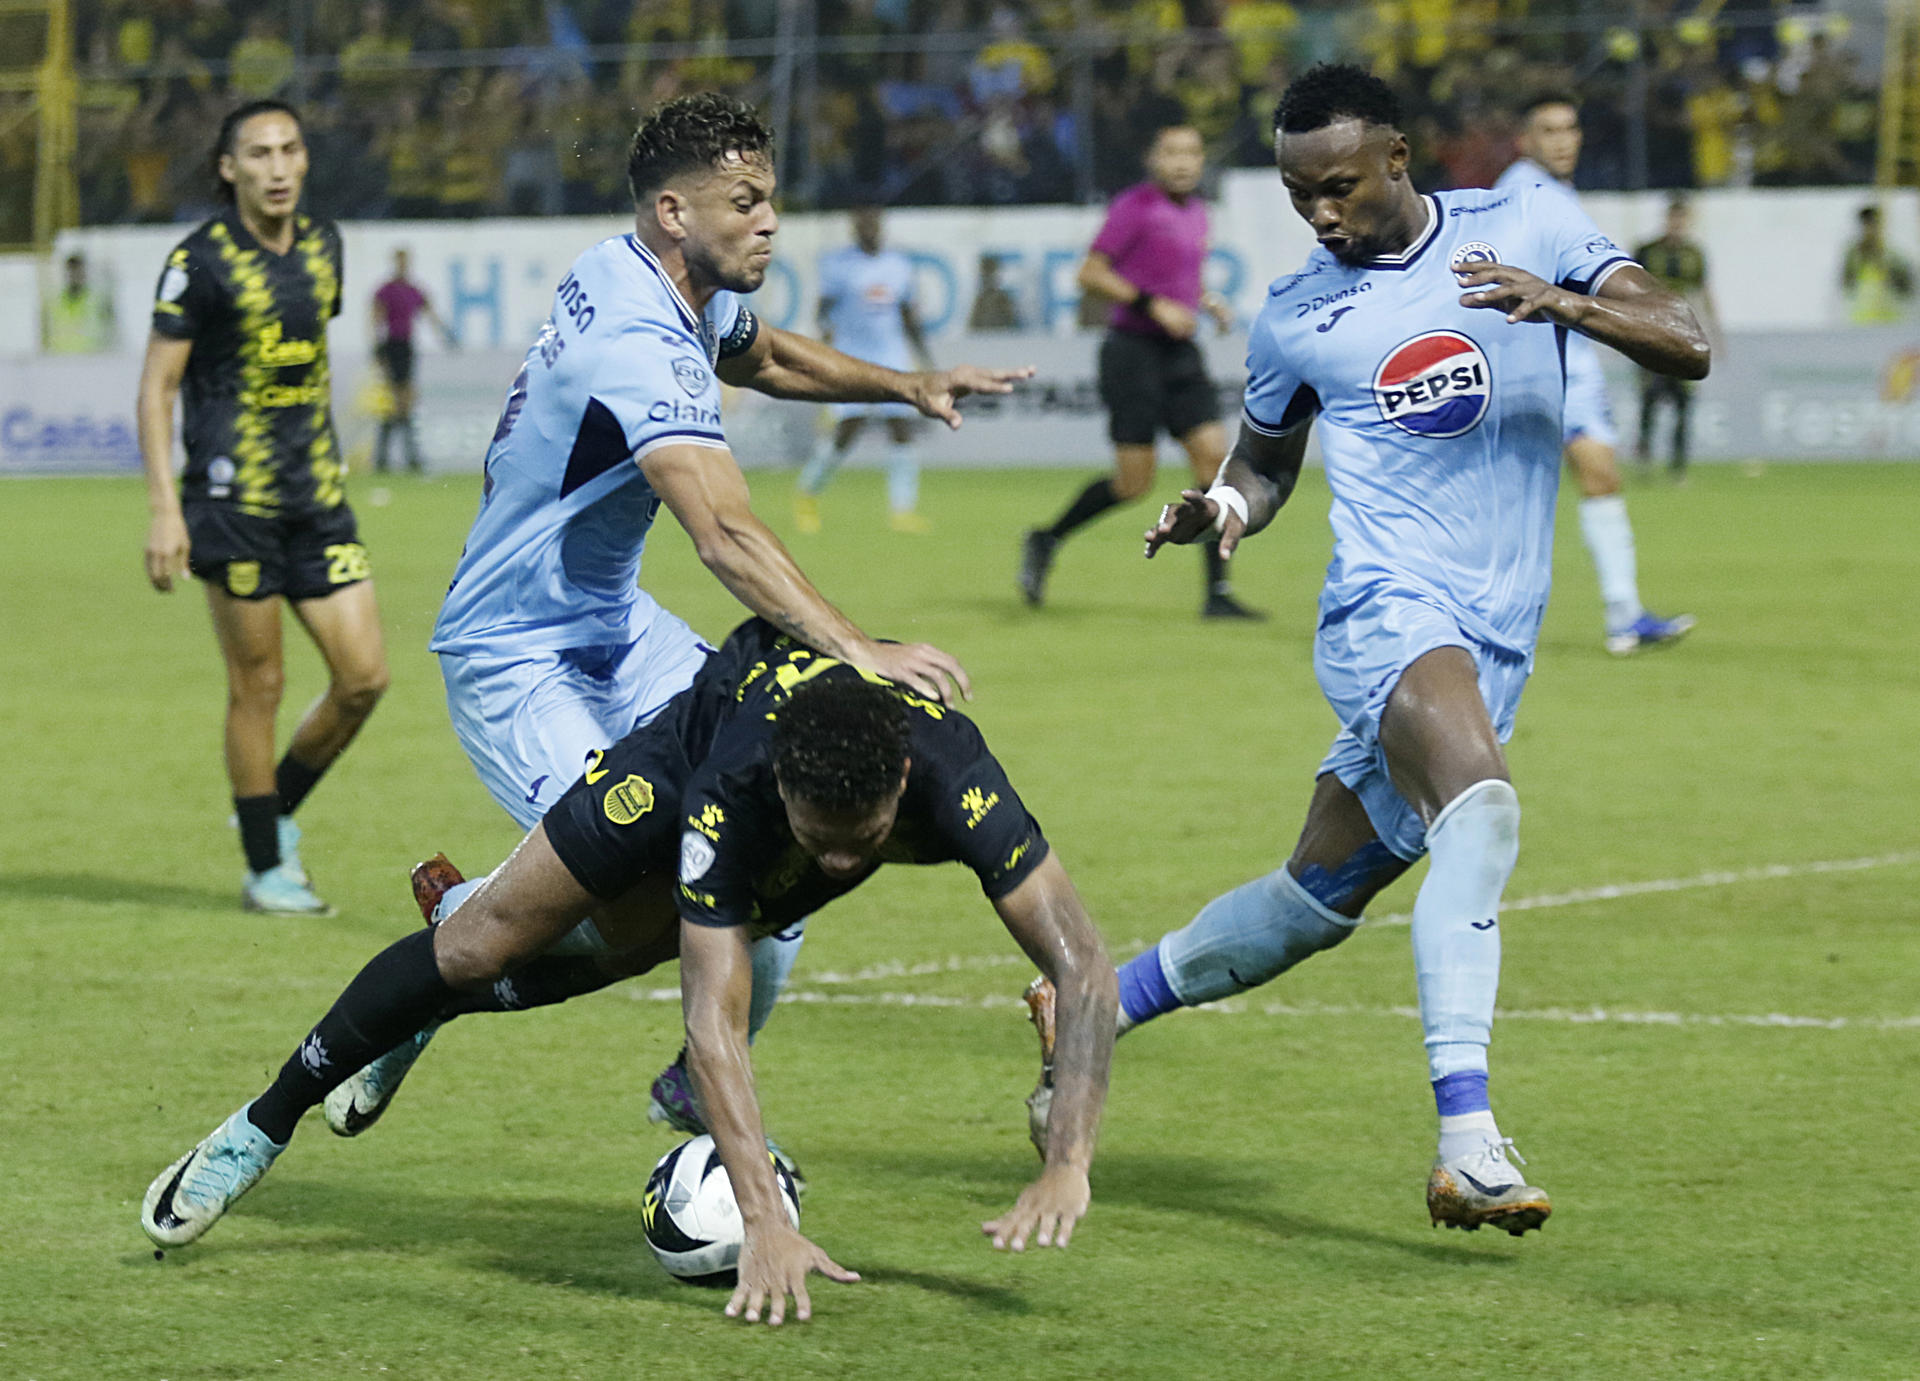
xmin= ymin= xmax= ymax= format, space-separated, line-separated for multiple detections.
xmin=1372 ymin=331 xmax=1492 ymax=438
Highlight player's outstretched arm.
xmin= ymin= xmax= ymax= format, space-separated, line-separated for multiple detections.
xmin=681 ymin=920 xmax=861 ymax=1324
xmin=983 ymin=853 xmax=1116 ymax=1251
xmin=1144 ymin=419 xmax=1309 ymax=561
xmin=642 ymin=443 xmax=971 ymax=704
xmin=716 ymin=321 xmax=1033 ymax=429
xmin=1456 ymin=261 xmax=1710 ymax=380
xmin=136 ymin=332 xmax=194 ymax=592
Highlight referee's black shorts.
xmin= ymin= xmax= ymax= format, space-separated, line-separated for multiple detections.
xmin=1098 ymin=329 xmax=1219 ymax=446
xmin=375 ymin=337 xmax=415 ymax=388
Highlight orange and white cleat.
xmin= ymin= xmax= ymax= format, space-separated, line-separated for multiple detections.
xmin=1427 ymin=1138 xmax=1552 ymax=1236
xmin=410 ymin=852 xmax=466 ymax=925
xmin=1022 ymin=976 xmax=1057 ymax=1159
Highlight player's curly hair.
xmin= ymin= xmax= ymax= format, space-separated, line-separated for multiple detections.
xmin=1273 ymin=63 xmax=1401 ymax=135
xmin=771 ymin=677 xmax=911 ymax=814
xmin=210 ymin=99 xmax=304 ymax=203
xmin=627 ymin=93 xmax=776 ymax=204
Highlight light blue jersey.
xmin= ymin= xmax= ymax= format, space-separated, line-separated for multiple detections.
xmin=819 ymin=246 xmax=916 ymax=373
xmin=1245 ymin=185 xmax=1635 ymax=657
xmin=1246 ymin=186 xmax=1635 ymax=859
xmin=1494 ymin=158 xmax=1617 ymax=445
xmin=431 ymin=234 xmax=756 ymax=660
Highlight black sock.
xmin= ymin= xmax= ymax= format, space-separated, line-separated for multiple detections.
xmin=1203 ymin=542 xmax=1230 ymax=597
xmin=276 ymin=753 xmax=326 ymax=817
xmin=1047 ymin=477 xmax=1121 ymax=540
xmin=235 ymin=794 xmax=281 ymax=873
xmin=248 ymin=929 xmax=455 ymax=1144
xmin=374 ymin=420 xmax=393 ymax=471
xmin=441 ymin=954 xmax=625 ymax=1015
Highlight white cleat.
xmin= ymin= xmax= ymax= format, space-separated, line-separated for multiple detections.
xmin=1427 ymin=1137 xmax=1552 ymax=1236
xmin=141 ymin=1106 xmax=285 ymax=1247
xmin=324 ymin=1023 xmax=441 ymax=1137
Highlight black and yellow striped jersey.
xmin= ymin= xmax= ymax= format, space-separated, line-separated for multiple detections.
xmin=151 ymin=211 xmax=346 ymax=516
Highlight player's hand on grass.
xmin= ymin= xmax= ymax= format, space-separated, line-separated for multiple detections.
xmin=910 ymin=364 xmax=1036 ymax=429
xmin=145 ymin=509 xmax=191 ymax=592
xmin=983 ymin=1164 xmax=1091 ymax=1251
xmin=1455 ymin=261 xmax=1573 ymax=325
xmin=1144 ymin=489 xmax=1243 ymax=560
xmin=1146 ymin=297 xmax=1199 ymax=341
xmin=856 ymin=639 xmax=973 ymax=706
xmin=726 ymin=1223 xmax=860 ymax=1325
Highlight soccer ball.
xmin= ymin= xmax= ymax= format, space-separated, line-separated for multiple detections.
xmin=642 ymin=1134 xmax=801 ymax=1285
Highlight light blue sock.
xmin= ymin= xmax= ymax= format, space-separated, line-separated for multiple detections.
xmin=747 ymin=920 xmax=807 ymax=1042
xmin=886 ymin=442 xmax=921 ymax=515
xmin=799 ymin=436 xmax=841 ymax=495
xmin=1145 ymin=867 xmax=1359 ymax=1026
xmin=1413 ymin=779 xmax=1521 ymax=1084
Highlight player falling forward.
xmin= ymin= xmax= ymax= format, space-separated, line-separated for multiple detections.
xmin=1499 ymin=96 xmax=1695 ymax=656
xmin=138 ymin=100 xmax=389 ymax=915
xmin=142 ymin=620 xmax=1117 ymax=1327
xmin=422 ymin=94 xmax=1028 ymax=1139
xmin=1027 ymin=65 xmax=1709 ymax=1233
xmin=794 ymin=206 xmax=937 ymax=534
xmin=1019 ymin=122 xmax=1261 ymax=620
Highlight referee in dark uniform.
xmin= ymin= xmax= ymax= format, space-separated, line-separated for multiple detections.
xmin=1632 ymin=197 xmax=1717 ymax=479
xmin=1019 ymin=123 xmax=1260 ymax=619
xmin=137 ymin=99 xmax=390 ymax=915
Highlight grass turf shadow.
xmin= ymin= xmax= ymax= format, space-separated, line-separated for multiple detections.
xmin=0 ymin=872 xmax=240 ymax=912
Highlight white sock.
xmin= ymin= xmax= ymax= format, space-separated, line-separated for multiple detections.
xmin=1438 ymin=1109 xmax=1502 ymax=1162
xmin=799 ymin=436 xmax=840 ymax=495
xmin=886 ymin=442 xmax=921 ymax=514
xmin=1578 ymin=494 xmax=1643 ymax=633
xmin=747 ymin=921 xmax=807 ymax=1041
xmin=1413 ymin=779 xmax=1520 ymax=1086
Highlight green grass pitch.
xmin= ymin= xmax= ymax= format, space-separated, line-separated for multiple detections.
xmin=1 ymin=462 xmax=1915 ymax=1380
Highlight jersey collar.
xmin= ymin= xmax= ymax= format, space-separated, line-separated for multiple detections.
xmin=626 ymin=234 xmax=704 ymax=334
xmin=1358 ymin=194 xmax=1440 ymax=271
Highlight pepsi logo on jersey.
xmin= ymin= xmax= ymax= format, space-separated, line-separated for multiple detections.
xmin=1372 ymin=331 xmax=1492 ymax=438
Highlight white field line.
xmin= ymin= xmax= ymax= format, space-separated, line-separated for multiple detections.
xmin=618 ymin=851 xmax=1920 ymax=1033
xmin=619 ymin=985 xmax=1920 ymax=1031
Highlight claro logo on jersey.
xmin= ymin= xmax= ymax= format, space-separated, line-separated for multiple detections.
xmin=1372 ymin=331 xmax=1492 ymax=438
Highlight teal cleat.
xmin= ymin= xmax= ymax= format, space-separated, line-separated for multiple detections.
xmin=276 ymin=815 xmax=308 ymax=887
xmin=243 ymin=862 xmax=331 ymax=915
xmin=141 ymin=1106 xmax=286 ymax=1247
xmin=324 ymin=1023 xmax=442 ymax=1137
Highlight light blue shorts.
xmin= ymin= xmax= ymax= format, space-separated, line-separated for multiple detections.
xmin=1561 ymin=336 xmax=1617 ymax=447
xmin=1314 ymin=589 xmax=1532 ymax=861
xmin=440 ymin=610 xmax=712 ymax=829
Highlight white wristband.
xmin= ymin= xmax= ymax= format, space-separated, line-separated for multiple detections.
xmin=1206 ymin=485 xmax=1249 ymax=534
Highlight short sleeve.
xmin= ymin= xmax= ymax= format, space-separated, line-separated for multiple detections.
xmin=675 ymin=789 xmax=759 ymax=928
xmin=711 ymin=293 xmax=758 ymax=360
xmin=1241 ymin=311 xmax=1319 ymax=437
xmin=1535 ymin=185 xmax=1636 ymax=296
xmin=920 ymin=719 xmax=1050 ymax=900
xmin=1089 ymin=191 xmax=1141 ymax=264
xmin=151 ymin=243 xmax=218 ymax=339
xmin=591 ymin=323 xmax=727 ymax=460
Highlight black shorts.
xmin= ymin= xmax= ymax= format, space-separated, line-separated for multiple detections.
xmin=544 ymin=716 xmax=694 ymax=902
xmin=1098 ymin=330 xmax=1219 ymax=446
xmin=185 ymin=501 xmax=370 ymax=602
xmin=376 ymin=338 xmax=415 ymax=388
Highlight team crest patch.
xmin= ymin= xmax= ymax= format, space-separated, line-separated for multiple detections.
xmin=1449 ymin=241 xmax=1499 ymax=269
xmin=603 ymin=774 xmax=656 ymax=825
xmin=681 ymin=829 xmax=716 ymax=881
xmin=226 ymin=561 xmax=260 ymax=597
xmin=1373 ymin=331 xmax=1492 ymax=439
xmin=159 ymin=265 xmax=189 ymax=303
xmin=673 ymin=356 xmax=708 ymax=396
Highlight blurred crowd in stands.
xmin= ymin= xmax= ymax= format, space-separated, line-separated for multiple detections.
xmin=45 ymin=0 xmax=1882 ymax=228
